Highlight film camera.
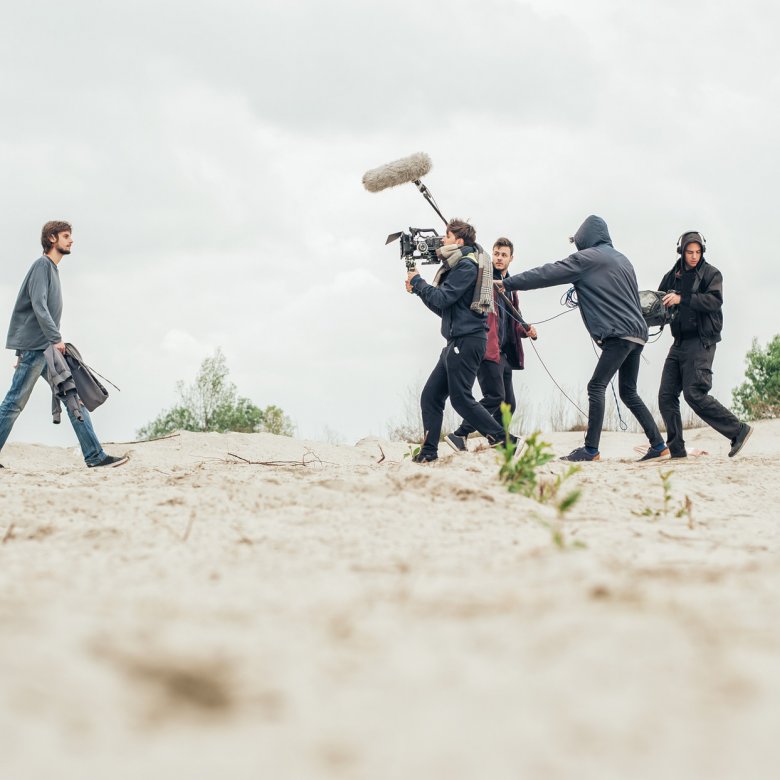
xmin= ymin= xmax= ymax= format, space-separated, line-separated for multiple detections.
xmin=385 ymin=227 xmax=444 ymax=270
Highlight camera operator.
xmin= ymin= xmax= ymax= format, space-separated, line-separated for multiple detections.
xmin=446 ymin=237 xmax=537 ymax=452
xmin=657 ymin=231 xmax=752 ymax=458
xmin=406 ymin=219 xmax=509 ymax=463
xmin=497 ymin=215 xmax=667 ymax=463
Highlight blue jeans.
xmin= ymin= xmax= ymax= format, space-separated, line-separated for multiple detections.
xmin=0 ymin=350 xmax=107 ymax=466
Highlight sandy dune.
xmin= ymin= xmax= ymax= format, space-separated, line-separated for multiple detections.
xmin=1 ymin=421 xmax=779 ymax=779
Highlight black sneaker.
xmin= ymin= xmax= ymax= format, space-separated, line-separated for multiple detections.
xmin=487 ymin=433 xmax=519 ymax=448
xmin=728 ymin=423 xmax=753 ymax=458
xmin=88 ymin=454 xmax=129 ymax=469
xmin=637 ymin=445 xmax=671 ymax=463
xmin=670 ymin=452 xmax=687 ymax=459
xmin=411 ymin=451 xmax=438 ymax=464
xmin=560 ymin=446 xmax=600 ymax=462
xmin=445 ymin=433 xmax=467 ymax=452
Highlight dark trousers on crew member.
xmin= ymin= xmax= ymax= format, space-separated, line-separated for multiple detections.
xmin=586 ymin=338 xmax=664 ymax=452
xmin=420 ymin=334 xmax=506 ymax=458
xmin=453 ymin=353 xmax=515 ymax=437
xmin=659 ymin=338 xmax=741 ymax=457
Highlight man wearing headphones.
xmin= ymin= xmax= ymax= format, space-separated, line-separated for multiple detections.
xmin=658 ymin=231 xmax=752 ymax=458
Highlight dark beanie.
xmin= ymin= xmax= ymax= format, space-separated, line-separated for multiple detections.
xmin=680 ymin=232 xmax=705 ymax=255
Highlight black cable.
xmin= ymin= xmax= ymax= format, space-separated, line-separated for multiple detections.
xmin=527 ymin=308 xmax=578 ymax=326
xmin=500 ymin=303 xmax=588 ymax=420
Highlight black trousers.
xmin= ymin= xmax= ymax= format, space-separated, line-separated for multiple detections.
xmin=420 ymin=335 xmax=506 ymax=457
xmin=586 ymin=338 xmax=663 ymax=451
xmin=454 ymin=354 xmax=515 ymax=437
xmin=658 ymin=338 xmax=741 ymax=457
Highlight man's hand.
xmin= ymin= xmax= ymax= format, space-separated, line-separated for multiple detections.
xmin=493 ymin=279 xmax=506 ymax=293
xmin=53 ymin=341 xmax=66 ymax=354
xmin=662 ymin=292 xmax=681 ymax=307
xmin=526 ymin=325 xmax=538 ymax=339
xmin=406 ymin=269 xmax=418 ymax=294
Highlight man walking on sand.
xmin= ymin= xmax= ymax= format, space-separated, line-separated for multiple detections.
xmin=658 ymin=231 xmax=752 ymax=458
xmin=497 ymin=215 xmax=668 ymax=463
xmin=0 ymin=221 xmax=127 ymax=469
xmin=446 ymin=236 xmax=537 ymax=452
xmin=406 ymin=218 xmax=512 ymax=463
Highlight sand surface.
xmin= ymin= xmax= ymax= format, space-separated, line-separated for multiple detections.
xmin=1 ymin=422 xmax=779 ymax=779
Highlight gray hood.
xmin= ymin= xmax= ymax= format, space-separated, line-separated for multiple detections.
xmin=573 ymin=215 xmax=612 ymax=251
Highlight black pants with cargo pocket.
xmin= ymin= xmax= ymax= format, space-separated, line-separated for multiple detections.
xmin=420 ymin=335 xmax=506 ymax=458
xmin=658 ymin=338 xmax=741 ymax=457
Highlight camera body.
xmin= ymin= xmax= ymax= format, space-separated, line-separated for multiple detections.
xmin=386 ymin=227 xmax=444 ymax=270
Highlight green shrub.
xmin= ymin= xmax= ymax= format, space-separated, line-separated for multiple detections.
xmin=732 ymin=335 xmax=780 ymax=419
xmin=137 ymin=348 xmax=294 ymax=439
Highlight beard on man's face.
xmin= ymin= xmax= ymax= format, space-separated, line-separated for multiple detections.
xmin=58 ymin=246 xmax=71 ymax=255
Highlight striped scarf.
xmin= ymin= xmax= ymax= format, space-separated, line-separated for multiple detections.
xmin=431 ymin=244 xmax=495 ymax=315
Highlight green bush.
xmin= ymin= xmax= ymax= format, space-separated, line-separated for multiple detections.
xmin=137 ymin=349 xmax=294 ymax=439
xmin=732 ymin=335 xmax=780 ymax=419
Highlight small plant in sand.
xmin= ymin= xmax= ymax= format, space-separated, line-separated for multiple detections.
xmin=636 ymin=470 xmax=694 ymax=526
xmin=495 ymin=404 xmax=581 ymax=518
xmin=403 ymin=443 xmax=422 ymax=460
xmin=402 ymin=431 xmax=425 ymax=461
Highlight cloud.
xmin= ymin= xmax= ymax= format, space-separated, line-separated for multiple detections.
xmin=1 ymin=0 xmax=779 ymax=448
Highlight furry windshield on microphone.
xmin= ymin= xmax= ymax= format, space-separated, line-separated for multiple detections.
xmin=362 ymin=152 xmax=433 ymax=193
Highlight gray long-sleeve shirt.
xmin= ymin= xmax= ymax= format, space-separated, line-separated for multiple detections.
xmin=6 ymin=256 xmax=63 ymax=351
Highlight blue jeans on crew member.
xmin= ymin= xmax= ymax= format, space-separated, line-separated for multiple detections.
xmin=0 ymin=349 xmax=107 ymax=466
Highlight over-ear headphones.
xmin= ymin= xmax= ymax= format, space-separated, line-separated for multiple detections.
xmin=676 ymin=230 xmax=706 ymax=255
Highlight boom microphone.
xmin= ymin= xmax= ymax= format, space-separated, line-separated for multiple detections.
xmin=362 ymin=152 xmax=433 ymax=193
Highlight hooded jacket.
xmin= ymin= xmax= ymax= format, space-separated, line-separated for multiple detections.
xmin=502 ymin=216 xmax=648 ymax=344
xmin=658 ymin=256 xmax=723 ymax=347
xmin=410 ymin=247 xmax=489 ymax=339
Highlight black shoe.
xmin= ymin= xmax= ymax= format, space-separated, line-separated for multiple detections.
xmin=445 ymin=433 xmax=467 ymax=452
xmin=670 ymin=451 xmax=687 ymax=459
xmin=560 ymin=446 xmax=600 ymax=462
xmin=88 ymin=454 xmax=129 ymax=469
xmin=487 ymin=433 xmax=519 ymax=448
xmin=411 ymin=451 xmax=438 ymax=464
xmin=637 ymin=445 xmax=671 ymax=463
xmin=728 ymin=423 xmax=753 ymax=458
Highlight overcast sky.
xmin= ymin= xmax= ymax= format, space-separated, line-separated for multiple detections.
xmin=1 ymin=0 xmax=778 ymax=448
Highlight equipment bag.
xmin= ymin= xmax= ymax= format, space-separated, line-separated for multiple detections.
xmin=639 ymin=290 xmax=675 ymax=328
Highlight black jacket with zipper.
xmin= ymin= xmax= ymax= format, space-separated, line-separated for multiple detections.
xmin=410 ymin=248 xmax=488 ymax=340
xmin=658 ymin=257 xmax=723 ymax=347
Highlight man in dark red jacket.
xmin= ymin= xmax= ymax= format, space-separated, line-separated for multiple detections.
xmin=446 ymin=237 xmax=537 ymax=452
